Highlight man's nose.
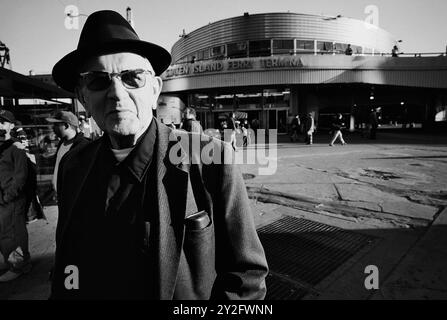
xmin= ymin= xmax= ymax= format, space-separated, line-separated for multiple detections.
xmin=107 ymin=77 xmax=128 ymax=100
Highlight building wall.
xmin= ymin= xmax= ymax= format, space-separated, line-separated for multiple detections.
xmin=171 ymin=12 xmax=396 ymax=63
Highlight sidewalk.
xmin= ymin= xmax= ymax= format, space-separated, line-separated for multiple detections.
xmin=244 ymin=130 xmax=447 ymax=299
xmin=1 ymin=131 xmax=446 ymax=299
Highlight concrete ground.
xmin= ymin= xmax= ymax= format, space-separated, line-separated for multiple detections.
xmin=1 ymin=129 xmax=446 ymax=299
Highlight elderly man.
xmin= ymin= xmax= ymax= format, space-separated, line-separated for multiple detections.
xmin=0 ymin=110 xmax=32 ymax=282
xmin=50 ymin=10 xmax=268 ymax=300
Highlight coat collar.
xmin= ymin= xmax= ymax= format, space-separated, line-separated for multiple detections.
xmin=119 ymin=118 xmax=157 ymax=183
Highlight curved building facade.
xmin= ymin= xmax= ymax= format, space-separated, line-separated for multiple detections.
xmin=171 ymin=12 xmax=395 ymax=64
xmin=159 ymin=12 xmax=447 ymax=132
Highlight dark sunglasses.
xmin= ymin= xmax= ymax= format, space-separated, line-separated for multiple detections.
xmin=79 ymin=69 xmax=154 ymax=91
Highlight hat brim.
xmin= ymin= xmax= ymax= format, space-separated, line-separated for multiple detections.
xmin=0 ymin=115 xmax=14 ymax=123
xmin=52 ymin=39 xmax=171 ymax=93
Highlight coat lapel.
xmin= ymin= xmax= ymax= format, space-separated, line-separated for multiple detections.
xmin=57 ymin=140 xmax=102 ymax=248
xmin=154 ymin=119 xmax=189 ymax=299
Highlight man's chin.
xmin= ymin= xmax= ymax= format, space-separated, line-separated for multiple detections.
xmin=108 ymin=127 xmax=139 ymax=137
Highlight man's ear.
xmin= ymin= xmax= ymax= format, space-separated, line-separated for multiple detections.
xmin=151 ymin=77 xmax=163 ymax=110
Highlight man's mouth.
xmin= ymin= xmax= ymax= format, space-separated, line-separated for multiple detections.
xmin=0 ymin=129 xmax=6 ymax=137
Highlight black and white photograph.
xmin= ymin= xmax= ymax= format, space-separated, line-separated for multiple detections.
xmin=0 ymin=0 xmax=446 ymax=308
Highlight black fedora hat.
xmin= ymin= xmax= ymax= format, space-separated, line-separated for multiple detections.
xmin=52 ymin=10 xmax=171 ymax=92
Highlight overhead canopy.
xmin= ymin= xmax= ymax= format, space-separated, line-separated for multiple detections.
xmin=0 ymin=67 xmax=74 ymax=100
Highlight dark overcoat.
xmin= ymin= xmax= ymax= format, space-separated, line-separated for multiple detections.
xmin=51 ymin=118 xmax=268 ymax=299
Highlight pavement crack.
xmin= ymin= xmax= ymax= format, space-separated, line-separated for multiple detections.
xmin=332 ymin=184 xmax=344 ymax=201
xmin=247 ymin=186 xmax=430 ymax=228
xmin=331 ymin=169 xmax=446 ymax=208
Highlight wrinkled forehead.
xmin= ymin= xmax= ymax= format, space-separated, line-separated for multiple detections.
xmin=79 ymin=52 xmax=154 ymax=73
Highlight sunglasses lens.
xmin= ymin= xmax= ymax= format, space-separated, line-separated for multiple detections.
xmin=121 ymin=70 xmax=147 ymax=89
xmin=86 ymin=74 xmax=111 ymax=91
xmin=81 ymin=70 xmax=150 ymax=91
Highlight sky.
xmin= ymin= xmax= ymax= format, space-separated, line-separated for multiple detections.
xmin=1 ymin=0 xmax=446 ymax=75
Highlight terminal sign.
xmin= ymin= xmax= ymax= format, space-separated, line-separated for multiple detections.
xmin=164 ymin=56 xmax=304 ymax=78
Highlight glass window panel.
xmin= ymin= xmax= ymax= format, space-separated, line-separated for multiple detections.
xmin=211 ymin=45 xmax=225 ymax=58
xmin=227 ymin=42 xmax=248 ymax=58
xmin=296 ymin=40 xmax=314 ymax=50
xmin=249 ymin=40 xmax=271 ymax=57
xmin=352 ymin=45 xmax=362 ymax=54
xmin=317 ymin=41 xmax=334 ymax=51
xmin=273 ymin=39 xmax=294 ymax=54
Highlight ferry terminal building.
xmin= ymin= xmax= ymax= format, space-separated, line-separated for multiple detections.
xmin=157 ymin=12 xmax=447 ymax=133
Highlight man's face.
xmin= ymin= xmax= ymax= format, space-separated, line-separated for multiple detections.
xmin=0 ymin=120 xmax=14 ymax=140
xmin=77 ymin=52 xmax=162 ymax=138
xmin=52 ymin=122 xmax=66 ymax=139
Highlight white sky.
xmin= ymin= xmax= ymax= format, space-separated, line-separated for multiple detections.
xmin=1 ymin=0 xmax=446 ymax=74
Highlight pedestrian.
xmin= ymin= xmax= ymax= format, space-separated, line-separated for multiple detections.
xmin=78 ymin=114 xmax=92 ymax=139
xmin=345 ymin=44 xmax=353 ymax=56
xmin=242 ymin=119 xmax=250 ymax=147
xmin=45 ymin=111 xmax=90 ymax=194
xmin=227 ymin=112 xmax=238 ymax=151
xmin=304 ymin=113 xmax=315 ymax=145
xmin=329 ymin=113 xmax=347 ymax=146
xmin=180 ymin=107 xmax=203 ymax=133
xmin=392 ymin=45 xmax=399 ymax=57
xmin=12 ymin=128 xmax=45 ymax=223
xmin=250 ymin=118 xmax=259 ymax=144
xmin=290 ymin=114 xmax=300 ymax=142
xmin=0 ymin=110 xmax=33 ymax=282
xmin=369 ymin=108 xmax=379 ymax=139
xmin=50 ymin=10 xmax=267 ymax=300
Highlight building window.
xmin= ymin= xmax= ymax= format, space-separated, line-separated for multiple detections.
xmin=296 ymin=40 xmax=314 ymax=51
xmin=363 ymin=47 xmax=373 ymax=55
xmin=352 ymin=45 xmax=362 ymax=54
xmin=211 ymin=45 xmax=225 ymax=59
xmin=227 ymin=42 xmax=248 ymax=59
xmin=249 ymin=40 xmax=271 ymax=57
xmin=334 ymin=43 xmax=348 ymax=54
xmin=272 ymin=39 xmax=294 ymax=55
xmin=317 ymin=41 xmax=334 ymax=52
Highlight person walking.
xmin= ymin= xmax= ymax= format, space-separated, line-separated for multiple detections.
xmin=369 ymin=108 xmax=379 ymax=139
xmin=242 ymin=119 xmax=250 ymax=147
xmin=290 ymin=114 xmax=300 ymax=142
xmin=180 ymin=107 xmax=203 ymax=134
xmin=0 ymin=110 xmax=33 ymax=282
xmin=329 ymin=113 xmax=347 ymax=146
xmin=227 ymin=112 xmax=238 ymax=151
xmin=304 ymin=113 xmax=315 ymax=145
xmin=250 ymin=118 xmax=259 ymax=144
